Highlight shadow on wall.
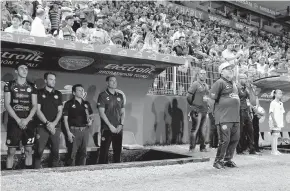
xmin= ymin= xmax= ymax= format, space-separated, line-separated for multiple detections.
xmin=151 ymin=96 xmax=185 ymax=145
xmin=124 ymin=103 xmax=138 ymax=136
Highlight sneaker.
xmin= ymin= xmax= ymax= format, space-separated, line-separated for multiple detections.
xmin=271 ymin=151 xmax=282 ymax=155
xmin=213 ymin=161 xmax=225 ymax=169
xmin=224 ymin=160 xmax=238 ymax=168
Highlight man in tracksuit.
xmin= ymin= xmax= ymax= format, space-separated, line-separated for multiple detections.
xmin=236 ymin=74 xmax=256 ymax=155
xmin=210 ymin=62 xmax=240 ymax=169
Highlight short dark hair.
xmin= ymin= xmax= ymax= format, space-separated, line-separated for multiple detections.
xmin=15 ymin=64 xmax=27 ymax=70
xmin=106 ymin=75 xmax=116 ymax=82
xmin=72 ymin=84 xmax=83 ymax=93
xmin=44 ymin=72 xmax=56 ymax=80
xmin=22 ymin=20 xmax=31 ymax=25
xmin=81 ymin=19 xmax=88 ymax=25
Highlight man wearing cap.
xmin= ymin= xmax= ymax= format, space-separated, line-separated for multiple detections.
xmin=187 ymin=69 xmax=210 ymax=152
xmin=59 ymin=15 xmax=76 ymax=41
xmin=210 ymin=62 xmax=240 ymax=169
xmin=236 ymin=74 xmax=256 ymax=155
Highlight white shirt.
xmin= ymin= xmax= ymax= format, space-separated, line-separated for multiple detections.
xmin=269 ymin=100 xmax=285 ymax=130
xmin=222 ymin=49 xmax=237 ymax=65
xmin=172 ymin=31 xmax=185 ymax=41
xmin=30 ymin=17 xmax=46 ymax=37
xmin=4 ymin=26 xmax=29 ymax=35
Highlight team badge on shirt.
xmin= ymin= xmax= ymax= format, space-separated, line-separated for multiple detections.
xmin=222 ymin=125 xmax=227 ymax=130
xmin=54 ymin=95 xmax=58 ymax=99
xmin=6 ymin=139 xmax=11 ymax=144
xmin=106 ymin=97 xmax=110 ymax=101
xmin=101 ymin=137 xmax=105 ymax=141
xmin=27 ymin=87 xmax=31 ymax=92
xmin=84 ymin=104 xmax=88 ymax=108
xmin=72 ymin=104 xmax=76 ymax=108
xmin=42 ymin=94 xmax=46 ymax=98
xmin=117 ymin=97 xmax=121 ymax=101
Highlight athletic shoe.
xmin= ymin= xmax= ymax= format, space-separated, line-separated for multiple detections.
xmin=213 ymin=161 xmax=225 ymax=169
xmin=224 ymin=160 xmax=238 ymax=168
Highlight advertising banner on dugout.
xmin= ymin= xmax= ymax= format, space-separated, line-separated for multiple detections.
xmin=0 ymin=32 xmax=184 ymax=79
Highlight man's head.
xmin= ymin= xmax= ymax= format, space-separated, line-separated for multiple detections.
xmin=106 ymin=75 xmax=117 ymax=89
xmin=44 ymin=72 xmax=56 ymax=88
xmin=11 ymin=14 xmax=22 ymax=28
xmin=174 ymin=39 xmax=179 ymax=46
xmin=81 ymin=19 xmax=88 ymax=28
xmin=219 ymin=62 xmax=235 ymax=80
xmin=179 ymin=36 xmax=186 ymax=46
xmin=96 ymin=19 xmax=103 ymax=29
xmin=239 ymin=73 xmax=247 ymax=86
xmin=65 ymin=15 xmax=74 ymax=27
xmin=22 ymin=20 xmax=31 ymax=31
xmin=226 ymin=42 xmax=234 ymax=51
xmin=72 ymin=84 xmax=84 ymax=99
xmin=36 ymin=8 xmax=45 ymax=20
xmin=197 ymin=69 xmax=207 ymax=82
xmin=15 ymin=64 xmax=28 ymax=78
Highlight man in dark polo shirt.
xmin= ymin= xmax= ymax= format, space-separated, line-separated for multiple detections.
xmin=97 ymin=75 xmax=125 ymax=164
xmin=63 ymin=84 xmax=93 ymax=166
xmin=187 ymin=69 xmax=209 ymax=152
xmin=210 ymin=61 xmax=240 ymax=169
xmin=236 ymin=74 xmax=256 ymax=155
xmin=34 ymin=72 xmax=63 ymax=169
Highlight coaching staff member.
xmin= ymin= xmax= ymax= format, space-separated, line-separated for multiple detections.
xmin=210 ymin=62 xmax=240 ymax=169
xmin=63 ymin=84 xmax=93 ymax=166
xmin=97 ymin=76 xmax=125 ymax=164
xmin=34 ymin=72 xmax=63 ymax=169
xmin=187 ymin=69 xmax=209 ymax=152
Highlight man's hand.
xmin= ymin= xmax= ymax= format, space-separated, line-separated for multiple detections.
xmin=67 ymin=131 xmax=75 ymax=143
xmin=20 ymin=118 xmax=30 ymax=129
xmin=47 ymin=122 xmax=56 ymax=135
xmin=87 ymin=117 xmax=93 ymax=126
xmin=116 ymin=125 xmax=123 ymax=134
xmin=109 ymin=125 xmax=118 ymax=134
xmin=17 ymin=118 xmax=26 ymax=129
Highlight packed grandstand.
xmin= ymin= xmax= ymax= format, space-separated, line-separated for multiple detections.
xmin=1 ymin=0 xmax=290 ymax=95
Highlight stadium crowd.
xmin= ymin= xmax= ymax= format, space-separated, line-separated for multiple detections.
xmin=2 ymin=0 xmax=290 ymax=86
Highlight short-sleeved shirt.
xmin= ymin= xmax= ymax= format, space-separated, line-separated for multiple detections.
xmin=238 ymin=85 xmax=250 ymax=110
xmin=210 ymin=77 xmax=240 ymax=125
xmin=97 ymin=89 xmax=125 ymax=130
xmin=63 ymin=98 xmax=93 ymax=127
xmin=37 ymin=88 xmax=63 ymax=124
xmin=4 ymin=80 xmax=37 ymax=121
xmin=269 ymin=100 xmax=285 ymax=130
xmin=187 ymin=81 xmax=209 ymax=113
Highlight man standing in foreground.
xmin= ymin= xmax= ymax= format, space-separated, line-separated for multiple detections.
xmin=187 ymin=69 xmax=210 ymax=152
xmin=4 ymin=64 xmax=38 ymax=170
xmin=210 ymin=62 xmax=240 ymax=169
xmin=63 ymin=84 xmax=93 ymax=166
xmin=34 ymin=72 xmax=63 ymax=168
xmin=97 ymin=76 xmax=125 ymax=164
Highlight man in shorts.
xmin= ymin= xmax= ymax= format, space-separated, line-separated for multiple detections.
xmin=4 ymin=64 xmax=38 ymax=170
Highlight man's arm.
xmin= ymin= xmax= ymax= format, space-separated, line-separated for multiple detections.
xmin=26 ymin=93 xmax=37 ymax=122
xmin=186 ymin=82 xmax=197 ymax=105
xmin=4 ymin=92 xmax=21 ymax=123
xmin=53 ymin=93 xmax=63 ymax=125
xmin=209 ymin=80 xmax=222 ymax=101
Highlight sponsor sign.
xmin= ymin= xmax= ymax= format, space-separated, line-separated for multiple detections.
xmin=13 ymin=105 xmax=30 ymax=111
xmin=1 ymin=32 xmax=184 ymax=79
xmin=58 ymin=56 xmax=94 ymax=71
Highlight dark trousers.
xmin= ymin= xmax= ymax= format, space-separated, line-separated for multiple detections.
xmin=252 ymin=114 xmax=260 ymax=151
xmin=237 ymin=109 xmax=255 ymax=153
xmin=34 ymin=125 xmax=60 ymax=169
xmin=209 ymin=113 xmax=218 ymax=148
xmin=98 ymin=130 xmax=123 ymax=164
xmin=67 ymin=128 xmax=89 ymax=166
xmin=189 ymin=111 xmax=207 ymax=151
xmin=215 ymin=122 xmax=240 ymax=162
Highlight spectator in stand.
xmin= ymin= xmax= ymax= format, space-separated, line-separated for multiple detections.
xmin=90 ymin=19 xmax=112 ymax=45
xmin=49 ymin=2 xmax=61 ymax=35
xmin=22 ymin=20 xmax=31 ymax=32
xmin=76 ymin=19 xmax=91 ymax=43
xmin=172 ymin=25 xmax=185 ymax=41
xmin=1 ymin=1 xmax=12 ymax=31
xmin=30 ymin=8 xmax=48 ymax=37
xmin=173 ymin=36 xmax=189 ymax=56
xmin=256 ymin=56 xmax=269 ymax=78
xmin=59 ymin=15 xmax=76 ymax=41
xmin=4 ymin=14 xmax=29 ymax=35
xmin=60 ymin=1 xmax=73 ymax=28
